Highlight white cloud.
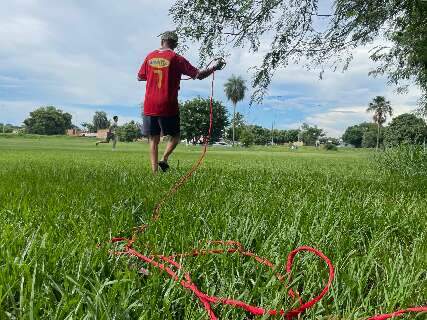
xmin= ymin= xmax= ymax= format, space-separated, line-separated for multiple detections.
xmin=0 ymin=0 xmax=423 ymax=138
xmin=305 ymin=107 xmax=371 ymax=137
xmin=0 ymin=16 xmax=51 ymax=52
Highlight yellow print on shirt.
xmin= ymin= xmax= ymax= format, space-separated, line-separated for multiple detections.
xmin=149 ymin=58 xmax=170 ymax=69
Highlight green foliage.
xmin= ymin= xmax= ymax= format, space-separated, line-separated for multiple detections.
xmin=342 ymin=125 xmax=365 ymax=147
xmin=93 ymin=111 xmax=110 ymax=131
xmin=300 ymin=123 xmax=324 ymax=146
xmin=225 ymin=114 xmax=301 ymax=145
xmin=180 ymin=97 xmax=229 ymax=143
xmin=284 ymin=129 xmax=300 ymax=143
xmin=224 ymin=75 xmax=246 ymax=106
xmin=272 ymin=129 xmax=300 ymax=144
xmin=1 ymin=136 xmax=426 ymax=319
xmin=226 ymin=112 xmax=245 ymax=141
xmin=0 ymin=123 xmax=15 ymax=133
xmin=369 ymin=1 xmax=427 ymax=105
xmin=384 ymin=113 xmax=427 ymax=146
xmin=416 ymin=96 xmax=427 ymax=119
xmin=374 ymin=145 xmax=427 ymax=177
xmin=171 ymin=0 xmax=427 ymax=105
xmin=362 ymin=127 xmax=382 ymax=148
xmin=239 ymin=128 xmax=255 ymax=147
xmin=245 ymin=125 xmax=270 ymax=145
xmin=343 ymin=122 xmax=383 ymax=148
xmin=23 ymin=106 xmax=72 ymax=135
xmin=366 ymin=96 xmax=393 ymax=126
xmin=323 ymin=142 xmax=338 ymax=151
xmin=81 ymin=122 xmax=96 ymax=133
xmin=117 ymin=121 xmax=143 ymax=142
xmin=366 ymin=96 xmax=393 ymax=150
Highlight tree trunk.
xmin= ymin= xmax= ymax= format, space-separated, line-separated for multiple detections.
xmin=376 ymin=123 xmax=380 ymax=151
xmin=232 ymin=102 xmax=236 ymax=146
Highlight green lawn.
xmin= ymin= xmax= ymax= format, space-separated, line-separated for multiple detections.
xmin=0 ymin=135 xmax=426 ymax=319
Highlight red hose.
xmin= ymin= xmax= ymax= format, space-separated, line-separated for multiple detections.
xmin=367 ymin=307 xmax=427 ymax=320
xmin=111 ymin=239 xmax=334 ymax=319
xmin=107 ymin=68 xmax=427 ymax=319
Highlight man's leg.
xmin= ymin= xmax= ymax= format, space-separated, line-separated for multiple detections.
xmin=112 ymin=135 xmax=117 ymax=150
xmin=143 ymin=115 xmax=161 ymax=173
xmin=159 ymin=115 xmax=180 ymax=167
xmin=161 ymin=135 xmax=180 ymax=163
xmin=96 ymin=139 xmax=110 ymax=146
xmin=149 ymin=135 xmax=161 ymax=173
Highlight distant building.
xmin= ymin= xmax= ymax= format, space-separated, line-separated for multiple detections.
xmin=293 ymin=141 xmax=304 ymax=147
xmin=12 ymin=128 xmax=24 ymax=134
xmin=96 ymin=129 xmax=109 ymax=139
xmin=67 ymin=129 xmax=81 ymax=136
xmin=80 ymin=132 xmax=97 ymax=137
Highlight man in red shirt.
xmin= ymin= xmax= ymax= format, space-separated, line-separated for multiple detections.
xmin=138 ymin=31 xmax=225 ymax=173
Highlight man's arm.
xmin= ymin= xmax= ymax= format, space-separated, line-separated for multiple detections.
xmin=179 ymin=56 xmax=225 ymax=80
xmin=195 ymin=60 xmax=226 ymax=80
xmin=137 ymin=59 xmax=148 ymax=81
xmin=195 ymin=67 xmax=216 ymax=80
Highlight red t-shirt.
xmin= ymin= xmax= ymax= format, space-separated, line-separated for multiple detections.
xmin=138 ymin=49 xmax=199 ymax=116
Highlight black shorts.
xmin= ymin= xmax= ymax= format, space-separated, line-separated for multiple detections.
xmin=106 ymin=133 xmax=117 ymax=142
xmin=142 ymin=115 xmax=180 ymax=137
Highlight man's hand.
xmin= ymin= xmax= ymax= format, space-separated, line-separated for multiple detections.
xmin=213 ymin=59 xmax=226 ymax=71
xmin=196 ymin=59 xmax=226 ymax=80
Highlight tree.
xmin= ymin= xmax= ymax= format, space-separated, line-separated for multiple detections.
xmin=362 ymin=124 xmax=382 ymax=148
xmin=0 ymin=123 xmax=14 ymax=133
xmin=180 ymin=98 xmax=229 ymax=144
xmin=342 ymin=122 xmax=378 ymax=148
xmin=240 ymin=127 xmax=255 ymax=147
xmin=224 ymin=75 xmax=247 ymax=145
xmin=367 ymin=96 xmax=393 ymax=150
xmin=226 ymin=112 xmax=245 ymax=141
xmin=300 ymin=123 xmax=324 ymax=146
xmin=24 ymin=106 xmax=72 ymax=135
xmin=117 ymin=121 xmax=143 ymax=142
xmin=170 ymin=1 xmax=427 ymax=105
xmin=285 ymin=129 xmax=300 ymax=143
xmin=229 ymin=125 xmax=301 ymax=146
xmin=273 ymin=129 xmax=287 ymax=144
xmin=246 ymin=125 xmax=270 ymax=145
xmin=384 ymin=113 xmax=427 ymax=146
xmin=416 ymin=100 xmax=427 ymax=149
xmin=81 ymin=122 xmax=96 ymax=133
xmin=93 ymin=111 xmax=110 ymax=131
xmin=342 ymin=125 xmax=365 ymax=147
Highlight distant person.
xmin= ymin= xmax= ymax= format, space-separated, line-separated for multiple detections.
xmin=137 ymin=31 xmax=225 ymax=173
xmin=96 ymin=116 xmax=118 ymax=150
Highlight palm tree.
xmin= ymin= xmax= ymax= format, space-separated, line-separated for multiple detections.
xmin=224 ymin=75 xmax=247 ymax=145
xmin=366 ymin=96 xmax=393 ymax=150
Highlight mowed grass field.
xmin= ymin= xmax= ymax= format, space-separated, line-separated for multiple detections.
xmin=0 ymin=135 xmax=426 ymax=319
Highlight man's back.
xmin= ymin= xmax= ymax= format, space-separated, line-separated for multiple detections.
xmin=139 ymin=49 xmax=198 ymax=116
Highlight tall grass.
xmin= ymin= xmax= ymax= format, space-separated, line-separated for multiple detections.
xmin=374 ymin=145 xmax=427 ymax=177
xmin=0 ymin=136 xmax=426 ymax=319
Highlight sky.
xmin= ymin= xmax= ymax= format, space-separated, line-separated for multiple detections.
xmin=0 ymin=0 xmax=422 ymax=137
